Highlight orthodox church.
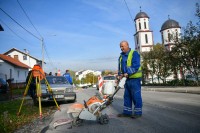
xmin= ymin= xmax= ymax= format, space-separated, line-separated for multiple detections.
xmin=134 ymin=10 xmax=181 ymax=53
xmin=133 ymin=10 xmax=182 ymax=81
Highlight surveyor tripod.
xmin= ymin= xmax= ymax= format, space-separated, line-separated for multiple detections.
xmin=17 ymin=65 xmax=60 ymax=118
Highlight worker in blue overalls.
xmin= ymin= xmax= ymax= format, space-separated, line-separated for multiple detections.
xmin=117 ymin=40 xmax=143 ymax=119
xmin=63 ymin=70 xmax=73 ymax=85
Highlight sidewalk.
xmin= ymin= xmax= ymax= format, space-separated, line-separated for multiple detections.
xmin=142 ymin=86 xmax=200 ymax=94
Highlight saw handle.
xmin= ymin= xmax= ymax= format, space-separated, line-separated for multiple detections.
xmin=83 ymin=100 xmax=88 ymax=108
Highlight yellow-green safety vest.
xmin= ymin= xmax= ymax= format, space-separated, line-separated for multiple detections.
xmin=119 ymin=50 xmax=142 ymax=78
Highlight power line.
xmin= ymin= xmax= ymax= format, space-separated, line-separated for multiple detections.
xmin=123 ymin=0 xmax=135 ymax=23
xmin=0 ymin=7 xmax=41 ymax=41
xmin=43 ymin=43 xmax=56 ymax=69
xmin=1 ymin=4 xmax=56 ymax=69
xmin=16 ymin=0 xmax=57 ymax=69
xmin=17 ymin=0 xmax=42 ymax=38
xmin=0 ymin=18 xmax=34 ymax=46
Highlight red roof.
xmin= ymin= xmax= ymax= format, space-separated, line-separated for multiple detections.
xmin=0 ymin=54 xmax=30 ymax=69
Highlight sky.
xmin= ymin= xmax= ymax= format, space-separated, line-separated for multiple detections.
xmin=0 ymin=0 xmax=199 ymax=74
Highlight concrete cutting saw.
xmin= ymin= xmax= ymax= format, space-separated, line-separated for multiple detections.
xmin=53 ymin=77 xmax=126 ymax=129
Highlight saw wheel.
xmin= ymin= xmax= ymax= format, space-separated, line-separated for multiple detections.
xmin=68 ymin=112 xmax=83 ymax=126
xmin=98 ymin=114 xmax=109 ymax=124
xmin=73 ymin=118 xmax=83 ymax=126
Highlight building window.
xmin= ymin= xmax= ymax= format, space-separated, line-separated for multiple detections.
xmin=18 ymin=71 xmax=20 ymax=78
xmin=139 ymin=22 xmax=141 ymax=30
xmin=145 ymin=34 xmax=148 ymax=43
xmin=144 ymin=22 xmax=147 ymax=29
xmin=136 ymin=36 xmax=139 ymax=44
xmin=161 ymin=32 xmax=164 ymax=44
xmin=168 ymin=33 xmax=171 ymax=42
xmin=23 ymin=55 xmax=27 ymax=60
xmin=176 ymin=32 xmax=178 ymax=42
xmin=135 ymin=24 xmax=137 ymax=31
xmin=10 ymin=69 xmax=12 ymax=79
xmin=14 ymin=55 xmax=19 ymax=60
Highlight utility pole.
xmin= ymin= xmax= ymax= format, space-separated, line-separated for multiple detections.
xmin=93 ymin=74 xmax=94 ymax=85
xmin=41 ymin=37 xmax=44 ymax=70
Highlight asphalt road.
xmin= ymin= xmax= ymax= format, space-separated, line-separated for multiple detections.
xmin=44 ymin=87 xmax=200 ymax=133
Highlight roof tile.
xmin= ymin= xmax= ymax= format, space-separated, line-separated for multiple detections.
xmin=0 ymin=54 xmax=30 ymax=69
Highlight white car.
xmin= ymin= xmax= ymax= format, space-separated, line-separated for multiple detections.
xmin=103 ymin=75 xmax=117 ymax=88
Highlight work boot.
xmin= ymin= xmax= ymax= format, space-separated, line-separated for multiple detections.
xmin=117 ymin=113 xmax=132 ymax=117
xmin=131 ymin=114 xmax=142 ymax=119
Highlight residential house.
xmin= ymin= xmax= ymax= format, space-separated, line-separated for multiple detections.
xmin=75 ymin=70 xmax=101 ymax=80
xmin=4 ymin=48 xmax=42 ymax=69
xmin=0 ymin=54 xmax=30 ymax=84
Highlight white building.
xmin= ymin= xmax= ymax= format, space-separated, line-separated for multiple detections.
xmin=133 ymin=10 xmax=182 ymax=81
xmin=134 ymin=11 xmax=154 ymax=53
xmin=4 ymin=48 xmax=42 ymax=69
xmin=0 ymin=54 xmax=30 ymax=83
xmin=75 ymin=70 xmax=101 ymax=80
xmin=160 ymin=18 xmax=181 ymax=51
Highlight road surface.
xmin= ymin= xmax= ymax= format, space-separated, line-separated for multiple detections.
xmin=44 ymin=87 xmax=200 ymax=133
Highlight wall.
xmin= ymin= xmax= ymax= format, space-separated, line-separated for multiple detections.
xmin=0 ymin=59 xmax=29 ymax=83
xmin=6 ymin=50 xmax=37 ymax=69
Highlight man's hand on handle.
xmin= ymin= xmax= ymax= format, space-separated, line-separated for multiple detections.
xmin=118 ymin=73 xmax=128 ymax=84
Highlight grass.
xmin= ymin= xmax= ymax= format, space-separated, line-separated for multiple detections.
xmin=0 ymin=98 xmax=56 ymax=133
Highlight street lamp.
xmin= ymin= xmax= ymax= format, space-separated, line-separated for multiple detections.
xmin=0 ymin=24 xmax=4 ymax=31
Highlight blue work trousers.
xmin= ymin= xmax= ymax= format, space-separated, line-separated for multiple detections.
xmin=123 ymin=78 xmax=142 ymax=115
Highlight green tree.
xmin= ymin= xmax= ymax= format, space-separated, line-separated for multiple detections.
xmin=85 ymin=73 xmax=98 ymax=84
xmin=170 ymin=3 xmax=200 ymax=85
xmin=141 ymin=52 xmax=151 ymax=84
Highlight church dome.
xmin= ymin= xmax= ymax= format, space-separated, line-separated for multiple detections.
xmin=161 ymin=19 xmax=181 ymax=31
xmin=134 ymin=12 xmax=149 ymax=20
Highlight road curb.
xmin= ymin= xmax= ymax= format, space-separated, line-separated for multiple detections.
xmin=142 ymin=86 xmax=200 ymax=94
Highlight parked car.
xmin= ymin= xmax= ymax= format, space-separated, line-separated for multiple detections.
xmin=33 ymin=76 xmax=76 ymax=104
xmin=96 ymin=75 xmax=117 ymax=90
xmin=0 ymin=78 xmax=8 ymax=93
xmin=92 ymin=84 xmax=96 ymax=88
xmin=103 ymin=75 xmax=117 ymax=88
xmin=186 ymin=75 xmax=200 ymax=81
xmin=76 ymin=84 xmax=89 ymax=89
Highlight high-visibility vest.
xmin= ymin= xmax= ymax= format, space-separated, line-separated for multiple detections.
xmin=119 ymin=50 xmax=142 ymax=78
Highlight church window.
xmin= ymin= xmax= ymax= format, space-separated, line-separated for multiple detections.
xmin=176 ymin=31 xmax=178 ymax=42
xmin=139 ymin=22 xmax=141 ymax=30
xmin=144 ymin=22 xmax=147 ymax=29
xmin=161 ymin=32 xmax=164 ymax=44
xmin=135 ymin=24 xmax=137 ymax=31
xmin=168 ymin=33 xmax=171 ymax=42
xmin=145 ymin=34 xmax=148 ymax=43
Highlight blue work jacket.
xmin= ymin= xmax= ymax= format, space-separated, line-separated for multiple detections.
xmin=118 ymin=49 xmax=141 ymax=76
